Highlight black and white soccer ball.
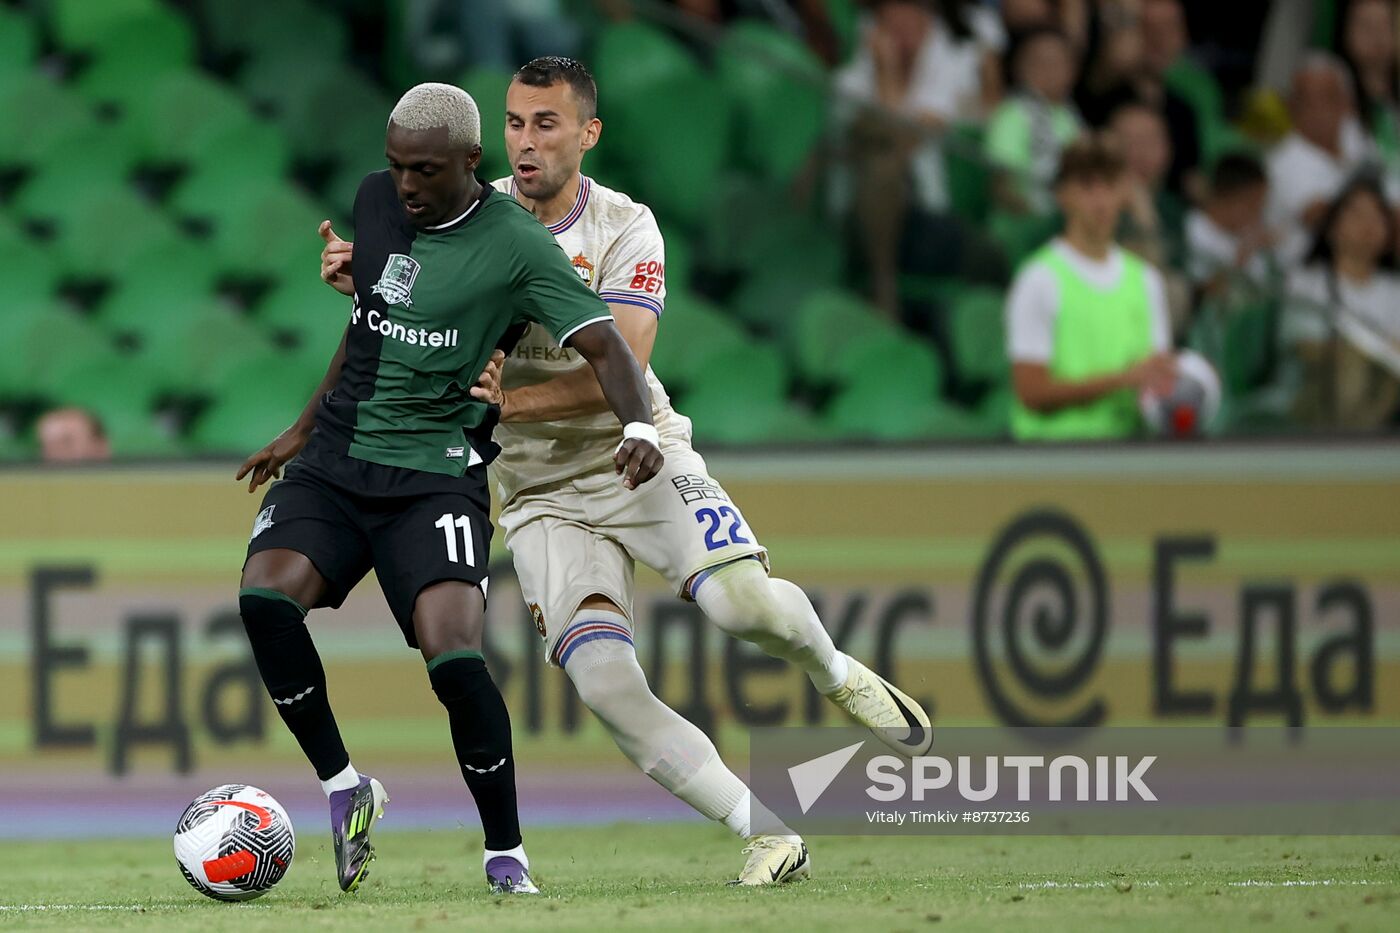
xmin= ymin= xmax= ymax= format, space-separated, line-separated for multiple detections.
xmin=1140 ymin=349 xmax=1222 ymax=437
xmin=173 ymin=784 xmax=295 ymax=901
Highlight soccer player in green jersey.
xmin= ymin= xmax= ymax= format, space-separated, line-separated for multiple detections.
xmin=235 ymin=83 xmax=663 ymax=895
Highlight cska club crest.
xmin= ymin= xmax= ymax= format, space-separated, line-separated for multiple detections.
xmin=571 ymin=253 xmax=594 ymax=287
xmin=372 ymin=253 xmax=421 ymax=307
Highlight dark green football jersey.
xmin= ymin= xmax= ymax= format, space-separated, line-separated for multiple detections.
xmin=316 ymin=172 xmax=612 ymax=476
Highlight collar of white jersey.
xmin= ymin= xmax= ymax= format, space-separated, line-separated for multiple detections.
xmin=510 ymin=173 xmax=590 ymax=235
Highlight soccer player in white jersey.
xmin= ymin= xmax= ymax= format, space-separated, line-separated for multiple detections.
xmin=320 ymin=58 xmax=932 ymax=886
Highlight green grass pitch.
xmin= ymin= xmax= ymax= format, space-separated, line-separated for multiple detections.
xmin=1 ymin=826 xmax=1396 ymax=931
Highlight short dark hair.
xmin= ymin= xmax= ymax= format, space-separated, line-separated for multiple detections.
xmin=513 ymin=56 xmax=598 ymax=121
xmin=1054 ymin=132 xmax=1128 ymax=187
xmin=1209 ymin=152 xmax=1268 ymax=197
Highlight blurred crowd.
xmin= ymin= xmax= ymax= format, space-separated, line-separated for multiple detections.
xmin=391 ymin=0 xmax=1400 ymax=439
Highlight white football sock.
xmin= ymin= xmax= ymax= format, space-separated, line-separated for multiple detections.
xmin=320 ymin=762 xmax=360 ymax=797
xmin=693 ymin=560 xmax=847 ymax=693
xmin=562 ymin=615 xmax=748 ymax=829
xmin=483 ymin=843 xmax=529 ymax=871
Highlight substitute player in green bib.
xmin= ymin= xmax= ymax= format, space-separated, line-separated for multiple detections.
xmin=234 ymin=83 xmax=663 ymax=896
xmin=1007 ymin=133 xmax=1178 ymax=440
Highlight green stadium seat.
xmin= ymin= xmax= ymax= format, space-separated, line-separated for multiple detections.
xmin=730 ymin=267 xmax=821 ymax=336
xmin=460 ymin=67 xmax=515 ymax=182
xmin=647 ymin=292 xmax=750 ymax=391
xmin=48 ymin=0 xmax=160 ymax=53
xmin=85 ymin=8 xmax=198 ymax=72
xmin=97 ymin=280 xmax=229 ymax=362
xmin=12 ymin=310 xmax=116 ymax=402
xmin=685 ymin=341 xmax=790 ymax=403
xmin=73 ymin=55 xmax=184 ymax=113
xmin=52 ymin=188 xmax=181 ymax=283
xmin=592 ymin=21 xmax=705 ymax=99
xmin=0 ymin=7 xmax=39 ymax=87
xmin=99 ymin=402 xmax=188 ymax=458
xmin=826 ymin=0 xmax=861 ymax=63
xmin=255 ymin=274 xmax=354 ymax=360
xmin=187 ymin=353 xmax=322 ymax=455
xmin=143 ymin=307 xmax=278 ymax=399
xmin=1220 ymin=299 xmax=1278 ymax=394
xmin=273 ymin=67 xmax=394 ymax=164
xmin=795 ymin=287 xmax=924 ymax=383
xmin=48 ymin=347 xmax=165 ymax=415
xmin=237 ymin=49 xmax=346 ymax=120
xmin=185 ymin=119 xmax=293 ymax=179
xmin=715 ymin=20 xmax=828 ymax=181
xmin=606 ymin=77 xmax=732 ymax=228
xmin=0 ymin=77 xmax=98 ymax=170
xmin=124 ymin=73 xmax=260 ymax=167
xmin=947 ymin=286 xmax=1009 ymax=387
xmin=167 ymin=162 xmax=290 ymax=230
xmin=188 ymin=179 xmax=328 ymax=280
xmin=825 ymin=374 xmax=937 ymax=441
xmin=1 ymin=218 xmax=65 ymax=308
xmin=684 ymin=387 xmax=817 ymax=445
xmin=198 ymin=0 xmax=351 ymax=64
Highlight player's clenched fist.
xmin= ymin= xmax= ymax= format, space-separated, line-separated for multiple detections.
xmin=615 ymin=435 xmax=663 ymax=490
xmin=319 ymin=220 xmax=354 ymax=297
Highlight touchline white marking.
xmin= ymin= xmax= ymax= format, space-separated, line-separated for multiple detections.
xmin=1016 ymin=879 xmax=1384 ymax=891
xmin=0 ymin=904 xmax=270 ymax=911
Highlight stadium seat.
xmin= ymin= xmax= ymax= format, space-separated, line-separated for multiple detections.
xmin=0 ymin=7 xmax=39 ymax=87
xmin=826 ymin=374 xmax=938 ymax=441
xmin=254 ymin=273 xmax=353 ymax=362
xmin=97 ymin=280 xmax=229 ymax=362
xmin=144 ymin=307 xmax=278 ymax=399
xmin=592 ymin=21 xmax=705 ymax=98
xmin=647 ymin=292 xmax=750 ymax=391
xmin=685 ymin=341 xmax=790 ymax=404
xmin=684 ymin=386 xmax=818 ymax=445
xmin=730 ymin=267 xmax=823 ymax=337
xmin=272 ymin=66 xmax=395 ymax=164
xmin=187 ymin=356 xmax=321 ymax=455
xmin=12 ymin=310 xmax=116 ymax=403
xmin=124 ymin=73 xmax=261 ymax=167
xmin=196 ymin=0 xmax=351 ymax=64
xmin=715 ymin=21 xmax=828 ymax=182
xmin=84 ymin=8 xmax=198 ymax=73
xmin=47 ymin=0 xmax=160 ymax=53
xmin=1 ymin=218 xmax=65 ymax=309
xmin=0 ymin=77 xmax=98 ymax=171
xmin=789 ymin=292 xmax=929 ymax=389
xmin=947 ymin=286 xmax=1010 ymax=387
xmin=52 ymin=188 xmax=181 ymax=284
xmin=204 ymin=180 xmax=330 ymax=281
xmin=606 ymin=77 xmax=732 ymax=228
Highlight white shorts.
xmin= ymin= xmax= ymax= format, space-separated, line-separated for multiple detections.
xmin=498 ymin=440 xmax=768 ymax=664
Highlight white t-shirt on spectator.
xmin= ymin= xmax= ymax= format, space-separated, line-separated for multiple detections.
xmin=835 ymin=16 xmax=985 ymax=212
xmin=1266 ymin=120 xmax=1376 ymax=263
xmin=1184 ymin=208 xmax=1273 ymax=285
xmin=1005 ymin=239 xmax=1172 ymax=363
xmin=1284 ymin=265 xmax=1400 ymax=377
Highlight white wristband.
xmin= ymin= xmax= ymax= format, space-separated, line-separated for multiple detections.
xmin=618 ymin=421 xmax=659 ymax=451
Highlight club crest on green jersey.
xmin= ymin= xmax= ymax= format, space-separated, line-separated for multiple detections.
xmin=372 ymin=253 xmax=421 ymax=307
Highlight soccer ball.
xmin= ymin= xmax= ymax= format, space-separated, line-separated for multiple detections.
xmin=1140 ymin=349 xmax=1222 ymax=437
xmin=173 ymin=784 xmax=295 ymax=901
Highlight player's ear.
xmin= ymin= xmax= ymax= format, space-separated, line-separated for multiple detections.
xmin=466 ymin=143 xmax=483 ymax=173
xmin=582 ymin=118 xmax=602 ymax=153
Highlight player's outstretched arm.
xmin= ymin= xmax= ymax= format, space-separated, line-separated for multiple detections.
xmin=567 ymin=321 xmax=664 ymax=489
xmin=235 ymin=332 xmax=347 ymax=493
xmin=474 ymin=302 xmax=658 ymax=423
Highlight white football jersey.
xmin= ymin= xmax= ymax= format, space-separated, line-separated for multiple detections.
xmin=489 ymin=174 xmax=688 ymax=503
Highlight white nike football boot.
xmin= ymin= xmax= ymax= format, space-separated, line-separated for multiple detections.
xmin=826 ymin=657 xmax=934 ymax=757
xmin=731 ymin=836 xmax=810 ymax=887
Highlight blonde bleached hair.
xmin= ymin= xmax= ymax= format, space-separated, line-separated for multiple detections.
xmin=388 ymin=83 xmax=481 ymax=150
